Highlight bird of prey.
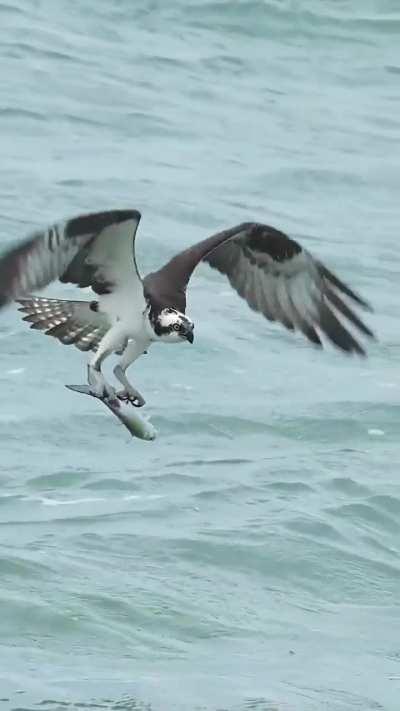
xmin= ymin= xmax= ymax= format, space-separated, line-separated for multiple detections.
xmin=0 ymin=209 xmax=374 ymax=408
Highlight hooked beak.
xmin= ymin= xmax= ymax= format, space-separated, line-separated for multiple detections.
xmin=186 ymin=329 xmax=194 ymax=344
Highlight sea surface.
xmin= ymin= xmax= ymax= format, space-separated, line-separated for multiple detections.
xmin=0 ymin=1 xmax=399 ymax=709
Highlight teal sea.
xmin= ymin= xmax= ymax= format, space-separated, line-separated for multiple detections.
xmin=0 ymin=1 xmax=399 ymax=709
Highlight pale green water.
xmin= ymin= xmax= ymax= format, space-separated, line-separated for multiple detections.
xmin=0 ymin=1 xmax=399 ymax=709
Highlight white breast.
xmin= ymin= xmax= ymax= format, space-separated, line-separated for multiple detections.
xmin=99 ymin=289 xmax=148 ymax=339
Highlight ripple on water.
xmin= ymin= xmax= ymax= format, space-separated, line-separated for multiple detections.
xmin=284 ymin=516 xmax=346 ymax=543
xmin=323 ymin=476 xmax=372 ymax=497
xmin=369 ymin=494 xmax=400 ymax=517
xmin=27 ymin=469 xmax=93 ymax=490
xmin=0 ymin=555 xmax=54 ymax=580
xmin=154 ymin=412 xmax=273 ymax=438
xmin=82 ymin=478 xmax=142 ymax=493
xmin=326 ymin=501 xmax=400 ymax=535
xmin=264 ymin=481 xmax=314 ymax=495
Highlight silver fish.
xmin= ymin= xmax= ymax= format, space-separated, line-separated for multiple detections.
xmin=66 ymin=384 xmax=157 ymax=441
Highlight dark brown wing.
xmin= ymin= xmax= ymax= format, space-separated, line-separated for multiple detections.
xmin=145 ymin=222 xmax=374 ymax=355
xmin=0 ymin=209 xmax=142 ymax=308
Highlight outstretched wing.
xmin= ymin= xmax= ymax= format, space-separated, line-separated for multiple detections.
xmin=146 ymin=222 xmax=374 ymax=355
xmin=0 ymin=209 xmax=142 ymax=308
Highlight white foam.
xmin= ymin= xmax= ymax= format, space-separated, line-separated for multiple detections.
xmin=26 ymin=493 xmax=166 ymax=506
xmin=38 ymin=496 xmax=106 ymax=506
xmin=123 ymin=494 xmax=165 ymax=501
xmin=368 ymin=428 xmax=385 ymax=436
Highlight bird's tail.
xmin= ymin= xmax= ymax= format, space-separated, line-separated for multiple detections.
xmin=17 ymin=296 xmax=110 ymax=352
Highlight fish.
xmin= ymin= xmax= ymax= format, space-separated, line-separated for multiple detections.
xmin=65 ymin=384 xmax=157 ymax=441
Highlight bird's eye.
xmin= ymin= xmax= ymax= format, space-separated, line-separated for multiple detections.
xmin=173 ymin=323 xmax=180 ymax=331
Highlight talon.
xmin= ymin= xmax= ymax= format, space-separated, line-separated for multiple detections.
xmin=117 ymin=388 xmax=145 ymax=408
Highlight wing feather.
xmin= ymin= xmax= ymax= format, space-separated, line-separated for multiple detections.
xmin=201 ymin=223 xmax=375 ymax=355
xmin=275 ymin=278 xmax=296 ymax=330
xmin=17 ymin=296 xmax=111 ymax=352
xmin=0 ymin=209 xmax=142 ymax=308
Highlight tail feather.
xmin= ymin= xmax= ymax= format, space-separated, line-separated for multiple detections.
xmin=17 ymin=296 xmax=110 ymax=352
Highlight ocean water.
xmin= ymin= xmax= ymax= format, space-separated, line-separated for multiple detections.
xmin=0 ymin=0 xmax=399 ymax=709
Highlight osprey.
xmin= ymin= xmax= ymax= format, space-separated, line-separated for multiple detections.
xmin=0 ymin=209 xmax=374 ymax=407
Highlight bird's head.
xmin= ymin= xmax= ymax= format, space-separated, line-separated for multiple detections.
xmin=151 ymin=307 xmax=194 ymax=344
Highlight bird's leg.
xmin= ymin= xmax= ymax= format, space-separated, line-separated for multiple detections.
xmin=88 ymin=327 xmax=125 ymax=406
xmin=113 ymin=340 xmax=148 ymax=407
xmin=87 ymin=365 xmax=118 ymax=405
